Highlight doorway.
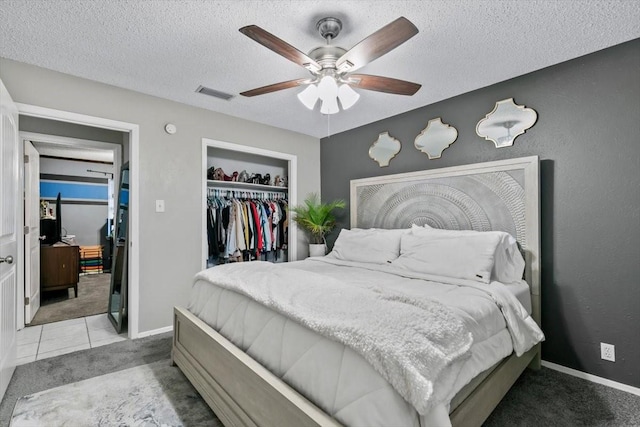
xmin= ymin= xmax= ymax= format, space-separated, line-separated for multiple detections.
xmin=22 ymin=131 xmax=121 ymax=327
xmin=15 ymin=104 xmax=140 ymax=338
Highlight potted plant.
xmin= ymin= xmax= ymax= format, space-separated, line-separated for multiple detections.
xmin=289 ymin=193 xmax=345 ymax=257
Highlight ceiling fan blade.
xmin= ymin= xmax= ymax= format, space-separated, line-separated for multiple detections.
xmin=346 ymin=74 xmax=421 ymax=96
xmin=336 ymin=17 xmax=418 ymax=73
xmin=240 ymin=78 xmax=310 ymax=97
xmin=240 ymin=25 xmax=322 ymax=73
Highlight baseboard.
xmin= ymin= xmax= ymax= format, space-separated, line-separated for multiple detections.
xmin=542 ymin=360 xmax=640 ymax=396
xmin=136 ymin=325 xmax=173 ymax=339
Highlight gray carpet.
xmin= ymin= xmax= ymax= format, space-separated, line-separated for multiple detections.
xmin=484 ymin=367 xmax=640 ymax=426
xmin=29 ymin=273 xmax=110 ymax=326
xmin=1 ymin=334 xmax=638 ymax=426
xmin=11 ymin=360 xmax=217 ymax=426
xmin=0 ymin=333 xmax=175 ymax=427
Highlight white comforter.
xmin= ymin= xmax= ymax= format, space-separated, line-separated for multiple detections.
xmin=312 ymin=257 xmax=544 ymax=357
xmin=190 ymin=258 xmax=544 ymax=425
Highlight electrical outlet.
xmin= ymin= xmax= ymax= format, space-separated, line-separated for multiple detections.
xmin=601 ymin=343 xmax=615 ymax=362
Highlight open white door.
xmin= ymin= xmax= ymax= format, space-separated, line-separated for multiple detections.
xmin=24 ymin=141 xmax=40 ymax=323
xmin=0 ymin=79 xmax=19 ymax=400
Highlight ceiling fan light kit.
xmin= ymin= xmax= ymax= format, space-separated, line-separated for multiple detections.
xmin=239 ymin=16 xmax=421 ymax=115
xmin=338 ymin=84 xmax=360 ymax=109
xmin=320 ymin=93 xmax=340 ymax=115
xmin=297 ymin=84 xmax=319 ymax=109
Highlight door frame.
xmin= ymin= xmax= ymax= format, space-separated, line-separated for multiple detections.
xmin=21 ymin=132 xmax=122 ymax=173
xmin=15 ymin=103 xmax=140 ymax=338
xmin=20 ymin=131 xmax=122 ymax=326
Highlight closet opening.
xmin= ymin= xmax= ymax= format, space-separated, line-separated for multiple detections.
xmin=202 ymin=139 xmax=298 ymax=269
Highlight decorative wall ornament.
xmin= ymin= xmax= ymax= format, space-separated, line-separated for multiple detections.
xmin=369 ymin=132 xmax=401 ymax=167
xmin=414 ymin=118 xmax=458 ymax=159
xmin=476 ymin=98 xmax=538 ymax=148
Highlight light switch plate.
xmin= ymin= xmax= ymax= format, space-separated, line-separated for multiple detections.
xmin=155 ymin=200 xmax=165 ymax=213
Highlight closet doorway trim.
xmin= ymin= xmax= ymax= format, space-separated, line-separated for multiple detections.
xmin=201 ymin=138 xmax=298 ymax=268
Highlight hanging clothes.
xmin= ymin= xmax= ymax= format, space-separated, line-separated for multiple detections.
xmin=206 ymin=189 xmax=288 ymax=266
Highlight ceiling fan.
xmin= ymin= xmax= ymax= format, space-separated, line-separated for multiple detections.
xmin=239 ymin=16 xmax=422 ymax=114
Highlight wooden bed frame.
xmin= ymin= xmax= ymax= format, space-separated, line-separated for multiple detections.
xmin=173 ymin=156 xmax=541 ymax=427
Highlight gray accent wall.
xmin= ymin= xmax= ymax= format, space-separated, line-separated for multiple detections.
xmin=320 ymin=39 xmax=640 ymax=387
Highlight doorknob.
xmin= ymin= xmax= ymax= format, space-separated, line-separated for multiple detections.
xmin=0 ymin=255 xmax=14 ymax=264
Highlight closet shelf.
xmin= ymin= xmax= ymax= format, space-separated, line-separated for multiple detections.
xmin=207 ymin=180 xmax=288 ymax=192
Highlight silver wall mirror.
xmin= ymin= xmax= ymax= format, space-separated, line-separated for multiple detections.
xmin=369 ymin=132 xmax=401 ymax=167
xmin=414 ymin=118 xmax=458 ymax=159
xmin=108 ymin=162 xmax=129 ymax=333
xmin=476 ymin=98 xmax=538 ymax=148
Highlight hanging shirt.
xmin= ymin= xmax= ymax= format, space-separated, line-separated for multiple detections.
xmin=260 ymin=202 xmax=271 ymax=252
xmin=271 ymin=201 xmax=281 ymax=251
xmin=234 ymin=200 xmax=246 ymax=252
xmin=245 ymin=201 xmax=255 ymax=251
xmin=242 ymin=202 xmax=251 ymax=249
xmin=226 ymin=202 xmax=237 ymax=257
xmin=279 ymin=200 xmax=288 ymax=249
xmin=249 ymin=201 xmax=263 ymax=256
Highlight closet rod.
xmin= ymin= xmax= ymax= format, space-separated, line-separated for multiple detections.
xmin=208 ymin=188 xmax=287 ymax=200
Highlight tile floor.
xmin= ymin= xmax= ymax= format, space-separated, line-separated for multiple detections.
xmin=16 ymin=314 xmax=127 ymax=365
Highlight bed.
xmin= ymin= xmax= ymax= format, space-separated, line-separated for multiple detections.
xmin=172 ymin=156 xmax=542 ymax=427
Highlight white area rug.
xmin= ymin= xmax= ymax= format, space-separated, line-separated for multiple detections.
xmin=10 ymin=360 xmax=220 ymax=426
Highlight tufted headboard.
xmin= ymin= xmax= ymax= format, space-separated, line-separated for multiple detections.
xmin=350 ymin=156 xmax=540 ymax=325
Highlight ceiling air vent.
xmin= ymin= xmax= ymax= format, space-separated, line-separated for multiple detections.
xmin=195 ymin=85 xmax=234 ymax=101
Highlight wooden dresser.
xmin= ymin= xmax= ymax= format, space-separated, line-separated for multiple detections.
xmin=40 ymin=244 xmax=80 ymax=297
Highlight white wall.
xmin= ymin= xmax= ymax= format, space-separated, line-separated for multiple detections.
xmin=0 ymin=58 xmax=321 ymax=334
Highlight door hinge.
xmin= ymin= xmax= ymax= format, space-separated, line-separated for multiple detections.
xmin=24 ymin=297 xmax=30 ymax=305
xmin=24 ymin=155 xmax=29 ymax=163
xmin=24 ymin=225 xmax=30 ymax=234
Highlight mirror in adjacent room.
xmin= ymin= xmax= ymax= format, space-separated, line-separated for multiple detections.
xmin=414 ymin=118 xmax=458 ymax=159
xmin=369 ymin=132 xmax=401 ymax=167
xmin=108 ymin=162 xmax=129 ymax=333
xmin=476 ymin=98 xmax=538 ymax=148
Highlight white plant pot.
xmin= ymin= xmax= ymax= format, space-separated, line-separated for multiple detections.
xmin=308 ymin=244 xmax=326 ymax=257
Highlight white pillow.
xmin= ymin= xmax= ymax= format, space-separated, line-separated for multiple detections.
xmin=492 ymin=233 xmax=525 ymax=283
xmin=409 ymin=225 xmax=525 ymax=283
xmin=392 ymin=230 xmax=501 ymax=283
xmin=329 ymin=228 xmax=407 ymax=264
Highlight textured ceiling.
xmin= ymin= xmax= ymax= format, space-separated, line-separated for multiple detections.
xmin=1 ymin=1 xmax=639 ymax=139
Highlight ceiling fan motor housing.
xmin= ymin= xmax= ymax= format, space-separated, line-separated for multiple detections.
xmin=316 ymin=17 xmax=342 ymax=41
xmin=308 ymin=46 xmax=347 ymax=71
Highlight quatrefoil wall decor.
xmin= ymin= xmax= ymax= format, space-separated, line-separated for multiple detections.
xmin=414 ymin=118 xmax=458 ymax=159
xmin=476 ymin=98 xmax=538 ymax=148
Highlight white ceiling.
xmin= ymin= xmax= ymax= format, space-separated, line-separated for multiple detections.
xmin=1 ymin=1 xmax=639 ymax=139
